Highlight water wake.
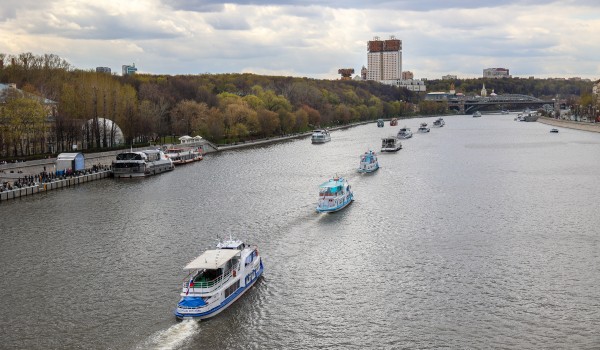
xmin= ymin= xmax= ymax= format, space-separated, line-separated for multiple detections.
xmin=137 ymin=320 xmax=199 ymax=350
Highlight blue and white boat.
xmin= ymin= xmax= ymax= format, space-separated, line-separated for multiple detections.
xmin=358 ymin=150 xmax=379 ymax=173
xmin=316 ymin=176 xmax=354 ymax=213
xmin=174 ymin=238 xmax=263 ymax=320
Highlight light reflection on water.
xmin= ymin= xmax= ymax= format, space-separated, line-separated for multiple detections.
xmin=1 ymin=115 xmax=600 ymax=349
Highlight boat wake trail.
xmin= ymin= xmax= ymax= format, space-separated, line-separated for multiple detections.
xmin=137 ymin=320 xmax=198 ymax=350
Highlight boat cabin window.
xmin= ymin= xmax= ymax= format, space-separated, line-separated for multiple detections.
xmin=320 ymin=186 xmax=341 ymax=196
xmin=116 ymin=153 xmax=143 ymax=160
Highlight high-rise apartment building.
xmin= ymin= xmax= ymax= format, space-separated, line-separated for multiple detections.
xmin=367 ymin=36 xmax=402 ymax=81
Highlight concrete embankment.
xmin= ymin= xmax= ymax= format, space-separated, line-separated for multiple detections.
xmin=537 ymin=117 xmax=600 ymax=133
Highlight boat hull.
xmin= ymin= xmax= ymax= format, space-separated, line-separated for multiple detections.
xmin=358 ymin=164 xmax=379 ymax=173
xmin=174 ymin=261 xmax=264 ymax=320
xmin=316 ymin=193 xmax=354 ymax=213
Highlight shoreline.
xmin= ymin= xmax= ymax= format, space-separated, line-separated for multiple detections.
xmin=537 ymin=116 xmax=600 ymax=133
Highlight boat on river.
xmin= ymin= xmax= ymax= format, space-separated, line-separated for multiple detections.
xmin=390 ymin=118 xmax=398 ymax=126
xmin=112 ymin=149 xmax=174 ymax=178
xmin=433 ymin=118 xmax=445 ymax=127
xmin=381 ymin=137 xmax=402 ymax=152
xmin=417 ymin=123 xmax=430 ymax=133
xmin=358 ymin=150 xmax=379 ymax=173
xmin=316 ymin=176 xmax=354 ymax=213
xmin=397 ymin=126 xmax=413 ymax=139
xmin=164 ymin=147 xmax=202 ymax=165
xmin=377 ymin=119 xmax=384 ymax=127
xmin=174 ymin=237 xmax=263 ymax=320
xmin=473 ymin=111 xmax=482 ymax=118
xmin=550 ymin=128 xmax=559 ymax=133
xmin=311 ymin=129 xmax=331 ymax=143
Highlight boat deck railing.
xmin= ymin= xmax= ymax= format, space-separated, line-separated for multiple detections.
xmin=184 ymin=262 xmax=240 ymax=293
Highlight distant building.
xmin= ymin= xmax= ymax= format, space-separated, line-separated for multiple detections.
xmin=338 ymin=68 xmax=355 ymax=80
xmin=380 ymin=79 xmax=426 ymax=92
xmin=442 ymin=74 xmax=457 ymax=80
xmin=360 ymin=66 xmax=368 ymax=80
xmin=480 ymin=83 xmax=488 ymax=97
xmin=483 ymin=68 xmax=511 ymax=79
xmin=402 ymin=71 xmax=413 ymax=80
xmin=122 ymin=63 xmax=137 ymax=76
xmin=367 ymin=36 xmax=402 ymax=81
xmin=96 ymin=67 xmax=111 ymax=74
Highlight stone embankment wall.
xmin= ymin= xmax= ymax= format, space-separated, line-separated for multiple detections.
xmin=537 ymin=117 xmax=600 ymax=133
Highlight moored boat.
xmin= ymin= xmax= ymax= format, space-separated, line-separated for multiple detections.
xmin=417 ymin=122 xmax=430 ymax=133
xmin=112 ymin=149 xmax=174 ymax=178
xmin=164 ymin=147 xmax=203 ymax=165
xmin=432 ymin=118 xmax=445 ymax=127
xmin=381 ymin=137 xmax=402 ymax=152
xmin=358 ymin=150 xmax=379 ymax=173
xmin=397 ymin=126 xmax=413 ymax=139
xmin=311 ymin=129 xmax=331 ymax=143
xmin=174 ymin=237 xmax=263 ymax=320
xmin=316 ymin=176 xmax=353 ymax=213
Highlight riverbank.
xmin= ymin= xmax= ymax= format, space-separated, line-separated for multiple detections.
xmin=537 ymin=116 xmax=600 ymax=133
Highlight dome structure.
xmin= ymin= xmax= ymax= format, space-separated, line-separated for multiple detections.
xmin=83 ymin=118 xmax=125 ymax=147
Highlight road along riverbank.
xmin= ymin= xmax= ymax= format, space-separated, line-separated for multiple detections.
xmin=537 ymin=116 xmax=600 ymax=133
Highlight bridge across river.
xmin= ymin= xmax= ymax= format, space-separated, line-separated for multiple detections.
xmin=445 ymin=94 xmax=556 ymax=114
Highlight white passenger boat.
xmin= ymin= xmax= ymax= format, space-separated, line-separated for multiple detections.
xmin=358 ymin=150 xmax=379 ymax=173
xmin=112 ymin=149 xmax=174 ymax=178
xmin=473 ymin=111 xmax=482 ymax=118
xmin=316 ymin=176 xmax=353 ymax=213
xmin=174 ymin=238 xmax=263 ymax=320
xmin=164 ymin=147 xmax=203 ymax=165
xmin=311 ymin=129 xmax=331 ymax=143
xmin=417 ymin=123 xmax=430 ymax=133
xmin=397 ymin=126 xmax=413 ymax=139
xmin=432 ymin=118 xmax=445 ymax=127
xmin=550 ymin=128 xmax=559 ymax=133
xmin=381 ymin=137 xmax=402 ymax=152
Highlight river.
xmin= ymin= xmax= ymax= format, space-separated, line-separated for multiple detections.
xmin=1 ymin=114 xmax=600 ymax=349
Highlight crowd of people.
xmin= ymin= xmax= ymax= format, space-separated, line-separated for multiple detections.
xmin=0 ymin=163 xmax=111 ymax=193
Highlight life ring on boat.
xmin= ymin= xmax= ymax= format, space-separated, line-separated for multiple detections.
xmin=233 ymin=270 xmax=237 ymax=277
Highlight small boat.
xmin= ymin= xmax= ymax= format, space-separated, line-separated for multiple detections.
xmin=501 ymin=109 xmax=509 ymax=114
xmin=550 ymin=128 xmax=559 ymax=133
xmin=358 ymin=150 xmax=379 ymax=173
xmin=311 ymin=129 xmax=331 ymax=144
xmin=377 ymin=119 xmax=384 ymax=127
xmin=390 ymin=118 xmax=398 ymax=126
xmin=112 ymin=149 xmax=174 ymax=178
xmin=381 ymin=137 xmax=402 ymax=152
xmin=432 ymin=118 xmax=445 ymax=127
xmin=473 ymin=111 xmax=482 ymax=118
xmin=316 ymin=176 xmax=354 ymax=213
xmin=417 ymin=123 xmax=430 ymax=133
xmin=174 ymin=237 xmax=263 ymax=320
xmin=164 ymin=147 xmax=203 ymax=165
xmin=397 ymin=126 xmax=413 ymax=139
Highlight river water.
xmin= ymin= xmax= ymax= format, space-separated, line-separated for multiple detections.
xmin=1 ymin=114 xmax=600 ymax=349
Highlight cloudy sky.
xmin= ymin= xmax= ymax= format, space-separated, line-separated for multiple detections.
xmin=1 ymin=0 xmax=599 ymax=80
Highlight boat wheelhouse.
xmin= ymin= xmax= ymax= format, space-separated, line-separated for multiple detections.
xmin=164 ymin=147 xmax=203 ymax=165
xmin=112 ymin=149 xmax=174 ymax=178
xmin=397 ymin=127 xmax=413 ymax=139
xmin=358 ymin=150 xmax=379 ymax=173
xmin=311 ymin=129 xmax=331 ymax=144
xmin=417 ymin=123 xmax=430 ymax=133
xmin=381 ymin=137 xmax=402 ymax=152
xmin=390 ymin=118 xmax=398 ymax=126
xmin=377 ymin=119 xmax=384 ymax=127
xmin=316 ymin=176 xmax=353 ymax=213
xmin=433 ymin=118 xmax=445 ymax=127
xmin=175 ymin=238 xmax=263 ymax=320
